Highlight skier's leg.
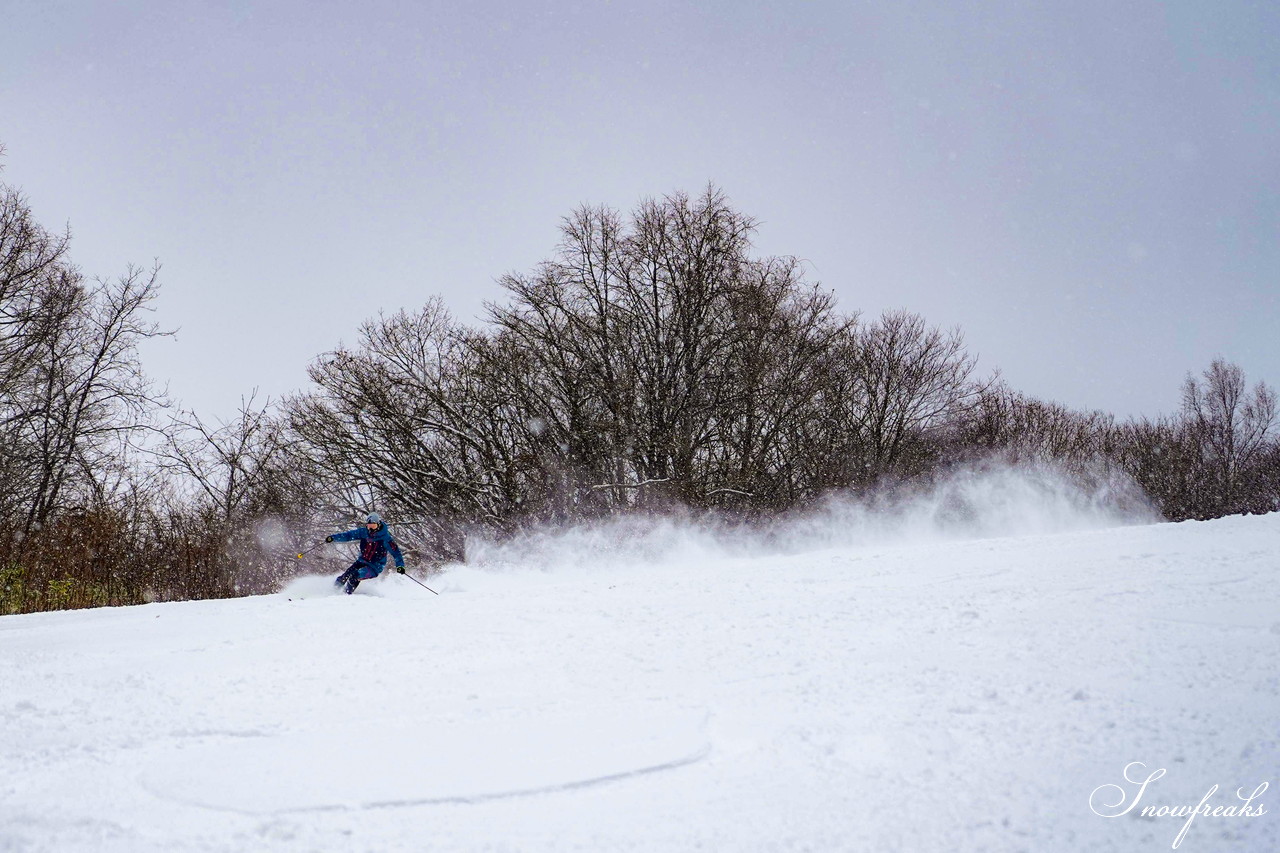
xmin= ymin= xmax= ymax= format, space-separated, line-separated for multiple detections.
xmin=334 ymin=562 xmax=361 ymax=592
xmin=341 ymin=561 xmax=372 ymax=594
xmin=346 ymin=563 xmax=383 ymax=594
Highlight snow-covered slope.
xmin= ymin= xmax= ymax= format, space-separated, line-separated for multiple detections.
xmin=2 ymin=512 xmax=1277 ymax=852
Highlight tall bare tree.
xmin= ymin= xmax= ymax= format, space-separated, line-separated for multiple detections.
xmin=489 ymin=187 xmax=763 ymax=508
xmin=1180 ymin=358 xmax=1277 ymax=513
xmin=0 ymin=182 xmax=80 ymax=519
xmin=18 ymin=264 xmax=170 ymax=534
xmin=833 ymin=310 xmax=987 ymax=481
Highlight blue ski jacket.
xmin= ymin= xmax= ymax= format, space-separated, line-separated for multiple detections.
xmin=331 ymin=523 xmax=404 ymax=576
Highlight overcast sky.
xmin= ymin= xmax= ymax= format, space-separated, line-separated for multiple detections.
xmin=3 ymin=0 xmax=1276 ymax=421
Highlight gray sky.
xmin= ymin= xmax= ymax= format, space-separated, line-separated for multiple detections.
xmin=3 ymin=0 xmax=1277 ymax=421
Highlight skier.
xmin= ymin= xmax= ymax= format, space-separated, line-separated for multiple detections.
xmin=327 ymin=512 xmax=406 ymax=594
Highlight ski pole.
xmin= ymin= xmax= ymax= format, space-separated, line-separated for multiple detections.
xmin=294 ymin=541 xmax=329 ymax=561
xmin=401 ymin=571 xmax=439 ymax=595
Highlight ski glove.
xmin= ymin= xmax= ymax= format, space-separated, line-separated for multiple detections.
xmin=325 ymin=535 xmax=334 ymax=543
xmin=396 ymin=566 xmax=406 ymax=574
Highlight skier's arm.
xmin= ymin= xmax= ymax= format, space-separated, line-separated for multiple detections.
xmin=388 ymin=537 xmax=405 ymax=569
xmin=330 ymin=528 xmax=363 ymax=543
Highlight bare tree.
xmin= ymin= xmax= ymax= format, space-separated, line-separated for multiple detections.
xmin=951 ymin=382 xmax=1116 ymax=466
xmin=158 ymin=390 xmax=284 ymax=524
xmin=0 ymin=183 xmax=81 ymax=518
xmin=1180 ymin=358 xmax=1277 ymax=514
xmin=489 ymin=187 xmax=762 ymax=509
xmin=835 ymin=310 xmax=987 ymax=481
xmin=287 ymin=299 xmax=532 ymax=559
xmin=704 ymin=263 xmax=852 ymax=509
xmin=18 ymin=264 xmax=170 ymax=534
xmin=1113 ymin=416 xmax=1203 ymax=520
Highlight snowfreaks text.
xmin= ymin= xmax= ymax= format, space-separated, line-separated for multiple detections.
xmin=1089 ymin=761 xmax=1268 ymax=849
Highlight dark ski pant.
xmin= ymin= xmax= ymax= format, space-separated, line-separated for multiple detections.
xmin=334 ymin=561 xmax=381 ymax=594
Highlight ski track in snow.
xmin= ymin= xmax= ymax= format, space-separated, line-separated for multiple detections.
xmin=0 ymin=514 xmax=1277 ymax=852
xmin=137 ymin=707 xmax=712 ymax=815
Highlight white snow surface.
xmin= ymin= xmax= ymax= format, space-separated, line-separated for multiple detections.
xmin=2 ymin=507 xmax=1278 ymax=851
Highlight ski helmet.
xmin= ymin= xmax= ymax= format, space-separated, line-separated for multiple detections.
xmin=366 ymin=512 xmax=382 ymax=524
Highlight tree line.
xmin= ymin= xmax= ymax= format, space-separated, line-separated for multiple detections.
xmin=2 ymin=172 xmax=1275 ymax=614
